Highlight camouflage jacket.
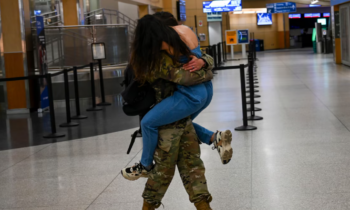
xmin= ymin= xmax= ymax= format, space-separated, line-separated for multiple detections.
xmin=146 ymin=53 xmax=214 ymax=104
xmin=146 ymin=53 xmax=214 ymax=152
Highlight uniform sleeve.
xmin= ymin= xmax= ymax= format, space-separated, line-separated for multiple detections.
xmin=156 ymin=53 xmax=214 ymax=86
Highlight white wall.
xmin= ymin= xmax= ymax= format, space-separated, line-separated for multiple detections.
xmin=99 ymin=0 xmax=119 ymax=10
xmin=118 ymin=2 xmax=139 ymax=20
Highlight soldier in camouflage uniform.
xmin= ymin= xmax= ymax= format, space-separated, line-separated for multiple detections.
xmin=141 ymin=52 xmax=215 ymax=210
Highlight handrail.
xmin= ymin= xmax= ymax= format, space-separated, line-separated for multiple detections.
xmin=45 ymin=24 xmax=129 ymax=28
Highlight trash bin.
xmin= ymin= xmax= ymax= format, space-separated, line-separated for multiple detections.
xmin=255 ymin=39 xmax=261 ymax=51
xmin=260 ymin=39 xmax=264 ymax=51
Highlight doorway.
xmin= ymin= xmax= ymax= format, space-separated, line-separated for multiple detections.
xmin=208 ymin=21 xmax=222 ymax=46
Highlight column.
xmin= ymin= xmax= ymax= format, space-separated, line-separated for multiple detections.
xmin=332 ymin=5 xmax=342 ymax=64
xmin=0 ymin=0 xmax=32 ymax=114
xmin=277 ymin=13 xmax=290 ymax=49
xmin=61 ymin=0 xmax=85 ymax=25
xmin=138 ymin=5 xmax=149 ymax=18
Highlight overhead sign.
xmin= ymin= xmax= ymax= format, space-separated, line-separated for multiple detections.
xmin=226 ymin=30 xmax=238 ymax=45
xmin=203 ymin=0 xmax=242 ymax=13
xmin=323 ymin=13 xmax=330 ymax=17
xmin=305 ymin=13 xmax=321 ymax=18
xmin=267 ymin=2 xmax=296 ymax=14
xmin=331 ymin=0 xmax=349 ymax=6
xmin=237 ymin=29 xmax=249 ymax=44
xmin=289 ymin=14 xmax=301 ymax=19
xmin=207 ymin=12 xmax=222 ymax=22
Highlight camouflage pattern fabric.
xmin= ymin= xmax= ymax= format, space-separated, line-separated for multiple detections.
xmin=142 ymin=117 xmax=211 ymax=205
xmin=142 ymin=53 xmax=214 ymax=206
xmin=147 ymin=53 xmax=214 ymax=104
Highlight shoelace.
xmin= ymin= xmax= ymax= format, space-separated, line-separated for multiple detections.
xmin=132 ymin=162 xmax=143 ymax=172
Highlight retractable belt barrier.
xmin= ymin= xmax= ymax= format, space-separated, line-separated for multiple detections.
xmin=0 ymin=62 xmax=111 ymax=139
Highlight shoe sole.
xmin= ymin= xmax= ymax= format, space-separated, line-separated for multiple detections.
xmin=220 ymin=130 xmax=233 ymax=165
xmin=121 ymin=170 xmax=143 ymax=181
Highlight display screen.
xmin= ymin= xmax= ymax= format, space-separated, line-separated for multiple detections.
xmin=34 ymin=10 xmax=42 ymax=15
xmin=305 ymin=13 xmax=321 ymax=18
xmin=257 ymin=13 xmax=272 ymax=25
xmin=177 ymin=0 xmax=186 ymax=21
xmin=289 ymin=14 xmax=301 ymax=19
xmin=317 ymin=18 xmax=327 ymax=25
xmin=323 ymin=13 xmax=330 ymax=17
xmin=203 ymin=0 xmax=242 ymax=13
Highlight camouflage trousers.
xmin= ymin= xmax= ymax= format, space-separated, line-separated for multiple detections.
xmin=142 ymin=117 xmax=212 ymax=205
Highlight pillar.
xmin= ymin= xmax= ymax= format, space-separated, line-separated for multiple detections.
xmin=277 ymin=13 xmax=290 ymax=49
xmin=138 ymin=5 xmax=148 ymax=18
xmin=332 ymin=5 xmax=342 ymax=64
xmin=61 ymin=0 xmax=85 ymax=25
xmin=0 ymin=0 xmax=33 ymax=114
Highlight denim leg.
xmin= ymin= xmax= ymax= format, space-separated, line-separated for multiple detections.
xmin=191 ymin=81 xmax=215 ymax=145
xmin=140 ymin=84 xmax=207 ymax=167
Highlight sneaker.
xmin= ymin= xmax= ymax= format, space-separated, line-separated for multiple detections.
xmin=213 ymin=130 xmax=233 ymax=164
xmin=121 ymin=162 xmax=150 ymax=181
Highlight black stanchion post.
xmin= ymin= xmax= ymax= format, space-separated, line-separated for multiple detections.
xmin=60 ymin=69 xmax=79 ymax=127
xmin=247 ymin=60 xmax=263 ymax=121
xmin=235 ymin=64 xmax=257 ymax=131
xmin=43 ymin=74 xmax=65 ymax=138
xmin=87 ymin=63 xmax=103 ymax=111
xmin=97 ymin=59 xmax=111 ymax=106
xmin=71 ymin=66 xmax=88 ymax=120
xmin=217 ymin=43 xmax=222 ymax=66
xmin=213 ymin=45 xmax=218 ymax=69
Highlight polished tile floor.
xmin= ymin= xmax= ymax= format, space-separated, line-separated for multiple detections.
xmin=1 ymin=49 xmax=350 ymax=210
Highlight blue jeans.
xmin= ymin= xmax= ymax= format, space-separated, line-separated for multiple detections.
xmin=140 ymin=81 xmax=214 ymax=167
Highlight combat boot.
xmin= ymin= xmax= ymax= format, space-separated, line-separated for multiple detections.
xmin=194 ymin=199 xmax=213 ymax=210
xmin=142 ymin=200 xmax=160 ymax=210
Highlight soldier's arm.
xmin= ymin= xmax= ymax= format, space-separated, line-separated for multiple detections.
xmin=157 ymin=53 xmax=213 ymax=86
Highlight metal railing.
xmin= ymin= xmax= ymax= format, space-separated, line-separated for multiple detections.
xmin=32 ymin=24 xmax=130 ymax=69
xmin=85 ymin=9 xmax=137 ymax=44
xmin=31 ymin=11 xmax=63 ymax=27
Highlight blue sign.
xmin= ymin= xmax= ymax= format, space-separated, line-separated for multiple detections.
xmin=267 ymin=2 xmax=296 ymax=14
xmin=203 ymin=1 xmax=242 ymax=13
xmin=331 ymin=0 xmax=349 ymax=6
xmin=34 ymin=10 xmax=41 ymax=15
xmin=257 ymin=13 xmax=272 ymax=25
xmin=309 ymin=4 xmax=321 ymax=7
xmin=305 ymin=13 xmax=321 ymax=18
xmin=289 ymin=14 xmax=301 ymax=19
xmin=323 ymin=13 xmax=330 ymax=17
xmin=36 ymin=16 xmax=49 ymax=110
xmin=237 ymin=30 xmax=249 ymax=44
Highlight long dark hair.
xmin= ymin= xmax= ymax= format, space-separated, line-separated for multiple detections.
xmin=153 ymin=12 xmax=178 ymax=27
xmin=130 ymin=15 xmax=191 ymax=84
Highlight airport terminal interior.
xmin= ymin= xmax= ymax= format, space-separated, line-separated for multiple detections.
xmin=1 ymin=0 xmax=350 ymax=209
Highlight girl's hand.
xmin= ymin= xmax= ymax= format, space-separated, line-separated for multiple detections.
xmin=183 ymin=56 xmax=206 ymax=72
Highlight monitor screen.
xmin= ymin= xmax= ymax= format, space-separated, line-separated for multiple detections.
xmin=289 ymin=14 xmax=301 ymax=19
xmin=323 ymin=13 xmax=330 ymax=17
xmin=304 ymin=13 xmax=321 ymax=18
xmin=203 ymin=0 xmax=242 ymax=13
xmin=257 ymin=13 xmax=272 ymax=25
xmin=317 ymin=18 xmax=327 ymax=26
xmin=177 ymin=0 xmax=186 ymax=21
xmin=34 ymin=10 xmax=41 ymax=15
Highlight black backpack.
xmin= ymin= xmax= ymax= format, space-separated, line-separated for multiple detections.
xmin=121 ymin=65 xmax=157 ymax=116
